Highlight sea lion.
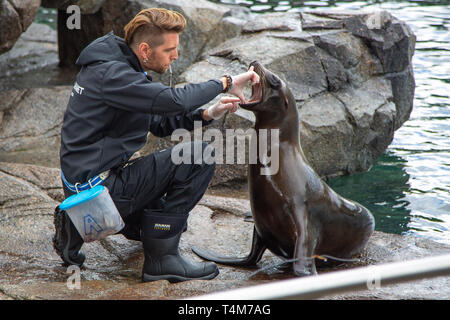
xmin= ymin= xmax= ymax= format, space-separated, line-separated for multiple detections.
xmin=193 ymin=61 xmax=375 ymax=276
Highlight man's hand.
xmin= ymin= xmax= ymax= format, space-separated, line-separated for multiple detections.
xmin=204 ymin=97 xmax=240 ymax=120
xmin=229 ymin=66 xmax=260 ymax=103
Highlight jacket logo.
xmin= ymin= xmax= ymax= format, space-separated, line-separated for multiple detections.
xmin=73 ymin=82 xmax=85 ymax=95
xmin=154 ymin=223 xmax=171 ymax=231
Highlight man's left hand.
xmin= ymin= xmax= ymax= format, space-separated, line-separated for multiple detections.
xmin=204 ymin=97 xmax=240 ymax=120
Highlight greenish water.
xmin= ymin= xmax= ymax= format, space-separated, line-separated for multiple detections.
xmin=34 ymin=7 xmax=57 ymax=29
xmin=212 ymin=0 xmax=450 ymax=244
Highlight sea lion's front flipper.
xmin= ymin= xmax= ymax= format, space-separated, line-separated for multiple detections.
xmin=293 ymin=232 xmax=318 ymax=276
xmin=192 ymin=227 xmax=266 ymax=267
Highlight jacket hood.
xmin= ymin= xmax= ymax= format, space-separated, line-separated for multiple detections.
xmin=76 ymin=32 xmax=143 ymax=72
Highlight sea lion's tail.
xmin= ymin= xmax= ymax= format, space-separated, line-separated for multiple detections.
xmin=192 ymin=227 xmax=266 ymax=267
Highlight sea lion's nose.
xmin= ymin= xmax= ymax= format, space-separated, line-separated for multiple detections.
xmin=250 ymin=60 xmax=259 ymax=68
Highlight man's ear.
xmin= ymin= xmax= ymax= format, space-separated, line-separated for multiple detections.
xmin=138 ymin=42 xmax=152 ymax=60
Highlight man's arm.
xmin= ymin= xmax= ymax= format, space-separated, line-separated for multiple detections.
xmin=149 ymin=108 xmax=212 ymax=138
xmin=102 ymin=61 xmax=223 ymax=116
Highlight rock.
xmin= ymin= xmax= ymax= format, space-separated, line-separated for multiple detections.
xmin=341 ymin=10 xmax=416 ymax=73
xmin=242 ymin=12 xmax=301 ymax=34
xmin=0 ymin=162 xmax=64 ymax=201
xmin=300 ymin=12 xmax=344 ymax=30
xmin=300 ymin=78 xmax=396 ymax=175
xmin=179 ymin=9 xmax=415 ymax=180
xmin=0 ymin=86 xmax=71 ymax=167
xmin=203 ymin=5 xmax=252 ymax=53
xmin=386 ymin=65 xmax=415 ymax=130
xmin=0 ymin=22 xmax=71 ymax=91
xmin=0 ymin=163 xmax=448 ymax=300
xmin=0 ymin=0 xmax=41 ymax=54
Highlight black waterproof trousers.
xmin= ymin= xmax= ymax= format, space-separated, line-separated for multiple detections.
xmin=62 ymin=141 xmax=216 ymax=243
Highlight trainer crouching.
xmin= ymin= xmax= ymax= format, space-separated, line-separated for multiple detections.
xmin=54 ymin=8 xmax=259 ymax=283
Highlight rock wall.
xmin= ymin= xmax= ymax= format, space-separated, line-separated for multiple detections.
xmin=0 ymin=86 xmax=70 ymax=166
xmin=155 ymin=9 xmax=416 ymax=182
xmin=0 ymin=0 xmax=41 ymax=54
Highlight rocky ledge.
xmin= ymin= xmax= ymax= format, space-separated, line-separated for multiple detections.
xmin=0 ymin=162 xmax=448 ymax=300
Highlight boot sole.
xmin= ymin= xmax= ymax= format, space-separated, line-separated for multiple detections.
xmin=142 ymin=268 xmax=219 ymax=283
xmin=52 ymin=208 xmax=67 ymax=262
xmin=53 ymin=208 xmax=85 ymax=267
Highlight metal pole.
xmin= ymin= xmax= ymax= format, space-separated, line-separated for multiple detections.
xmin=189 ymin=254 xmax=450 ymax=300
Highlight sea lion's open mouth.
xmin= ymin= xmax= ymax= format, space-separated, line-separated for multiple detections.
xmin=240 ymin=61 xmax=264 ymax=109
xmin=247 ymin=81 xmax=263 ymax=104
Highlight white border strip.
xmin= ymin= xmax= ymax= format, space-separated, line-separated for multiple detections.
xmin=188 ymin=254 xmax=450 ymax=300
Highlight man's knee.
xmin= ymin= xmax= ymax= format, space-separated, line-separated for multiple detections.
xmin=171 ymin=141 xmax=216 ymax=167
xmin=200 ymin=141 xmax=216 ymax=168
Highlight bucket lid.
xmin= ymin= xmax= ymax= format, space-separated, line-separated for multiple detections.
xmin=59 ymin=185 xmax=105 ymax=210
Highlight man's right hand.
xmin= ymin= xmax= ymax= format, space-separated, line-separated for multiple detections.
xmin=228 ymin=66 xmax=260 ymax=103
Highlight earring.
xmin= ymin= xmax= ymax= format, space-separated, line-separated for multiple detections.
xmin=143 ymin=58 xmax=148 ymax=63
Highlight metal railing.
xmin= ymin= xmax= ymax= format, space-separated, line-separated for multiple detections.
xmin=189 ymin=254 xmax=450 ymax=300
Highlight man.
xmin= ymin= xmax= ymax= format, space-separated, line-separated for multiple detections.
xmin=53 ymin=8 xmax=259 ymax=283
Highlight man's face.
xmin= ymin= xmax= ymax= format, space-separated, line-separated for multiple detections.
xmin=145 ymin=32 xmax=179 ymax=74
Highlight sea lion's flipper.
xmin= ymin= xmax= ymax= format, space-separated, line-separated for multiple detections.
xmin=293 ymin=233 xmax=317 ymax=276
xmin=192 ymin=227 xmax=266 ymax=266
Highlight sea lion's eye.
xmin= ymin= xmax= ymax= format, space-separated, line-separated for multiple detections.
xmin=267 ymin=73 xmax=281 ymax=89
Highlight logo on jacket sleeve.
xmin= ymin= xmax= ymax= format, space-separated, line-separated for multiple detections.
xmin=72 ymin=82 xmax=85 ymax=95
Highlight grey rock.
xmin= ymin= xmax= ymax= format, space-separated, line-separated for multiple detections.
xmin=0 ymin=23 xmax=58 ymax=79
xmin=204 ymin=33 xmax=328 ymax=101
xmin=180 ymin=9 xmax=414 ymax=180
xmin=242 ymin=12 xmax=301 ymax=34
xmin=0 ymin=22 xmax=77 ymax=91
xmin=0 ymin=163 xmax=448 ymax=300
xmin=342 ymin=10 xmax=416 ymax=74
xmin=0 ymin=86 xmax=70 ymax=167
xmin=386 ymin=65 xmax=415 ymax=130
xmin=203 ymin=13 xmax=251 ymax=53
xmin=300 ymin=12 xmax=344 ymax=30
xmin=0 ymin=0 xmax=41 ymax=54
xmin=299 ymin=92 xmax=354 ymax=176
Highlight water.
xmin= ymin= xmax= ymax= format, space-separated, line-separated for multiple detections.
xmin=212 ymin=0 xmax=450 ymax=244
xmin=34 ymin=7 xmax=57 ymax=29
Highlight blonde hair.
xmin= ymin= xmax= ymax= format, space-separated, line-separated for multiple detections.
xmin=124 ymin=8 xmax=186 ymax=47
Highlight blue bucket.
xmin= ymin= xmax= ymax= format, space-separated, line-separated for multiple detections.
xmin=59 ymin=185 xmax=124 ymax=242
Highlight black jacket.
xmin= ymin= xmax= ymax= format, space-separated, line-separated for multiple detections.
xmin=60 ymin=32 xmax=222 ymax=184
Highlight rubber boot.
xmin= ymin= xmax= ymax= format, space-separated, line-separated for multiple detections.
xmin=141 ymin=211 xmax=219 ymax=283
xmin=53 ymin=206 xmax=85 ymax=267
